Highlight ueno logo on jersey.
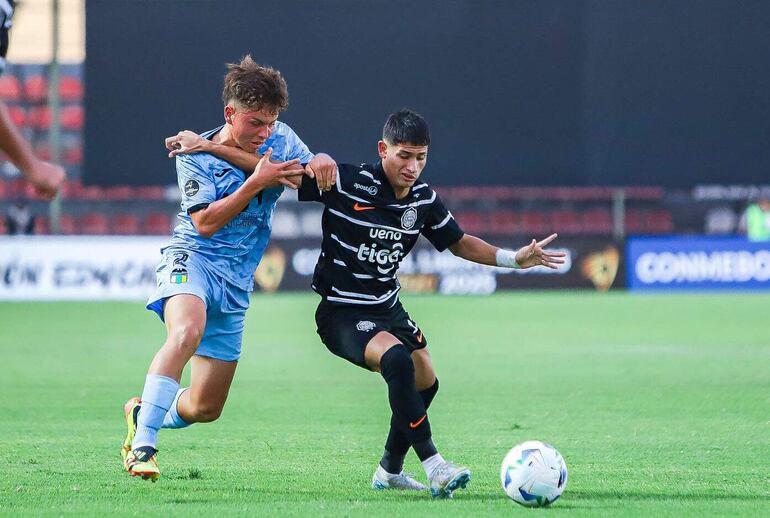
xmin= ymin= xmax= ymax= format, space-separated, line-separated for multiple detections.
xmin=357 ymin=242 xmax=404 ymax=274
xmin=369 ymin=228 xmax=402 ymax=241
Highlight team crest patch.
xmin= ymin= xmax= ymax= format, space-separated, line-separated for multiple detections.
xmin=184 ymin=179 xmax=199 ymax=197
xmin=356 ymin=320 xmax=376 ymax=332
xmin=401 ymin=207 xmax=418 ymax=230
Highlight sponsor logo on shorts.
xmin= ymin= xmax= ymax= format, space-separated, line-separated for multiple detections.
xmin=356 ymin=320 xmax=376 ymax=332
xmin=354 ymin=183 xmax=378 ymax=196
xmin=184 ymin=179 xmax=200 ymax=197
xmin=401 ymin=207 xmax=417 ymax=230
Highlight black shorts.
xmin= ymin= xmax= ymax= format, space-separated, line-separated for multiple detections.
xmin=315 ymin=299 xmax=427 ymax=369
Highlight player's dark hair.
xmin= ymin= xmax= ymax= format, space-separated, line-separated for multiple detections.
xmin=383 ymin=109 xmax=430 ymax=146
xmin=222 ymin=55 xmax=289 ymax=113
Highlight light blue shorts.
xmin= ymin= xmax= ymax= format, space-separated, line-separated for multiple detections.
xmin=146 ymin=249 xmax=250 ymax=362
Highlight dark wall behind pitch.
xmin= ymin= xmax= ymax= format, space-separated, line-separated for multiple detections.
xmin=85 ymin=1 xmax=770 ymax=188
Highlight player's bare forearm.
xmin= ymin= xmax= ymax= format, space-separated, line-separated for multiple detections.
xmin=190 ymin=180 xmax=262 ymax=238
xmin=0 ymin=101 xmax=38 ymax=171
xmin=204 ymin=141 xmax=262 ymax=172
xmin=448 ymin=234 xmax=499 ymax=266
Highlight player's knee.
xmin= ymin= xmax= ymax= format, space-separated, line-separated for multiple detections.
xmin=189 ymin=401 xmax=223 ymax=423
xmin=379 ymin=344 xmax=415 ymax=382
xmin=167 ymin=323 xmax=203 ymax=352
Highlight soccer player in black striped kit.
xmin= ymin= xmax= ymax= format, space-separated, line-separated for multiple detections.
xmin=298 ymin=109 xmax=565 ymax=498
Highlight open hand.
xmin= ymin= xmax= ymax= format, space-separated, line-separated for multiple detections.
xmin=249 ymin=147 xmax=308 ymax=190
xmin=514 ymin=233 xmax=567 ymax=269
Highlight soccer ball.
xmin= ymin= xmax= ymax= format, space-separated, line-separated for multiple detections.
xmin=500 ymin=440 xmax=568 ymax=507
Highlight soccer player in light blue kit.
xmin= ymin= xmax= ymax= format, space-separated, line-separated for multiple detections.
xmin=121 ymin=55 xmax=337 ymax=481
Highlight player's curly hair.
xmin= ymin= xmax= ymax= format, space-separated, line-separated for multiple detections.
xmin=222 ymin=55 xmax=289 ymax=113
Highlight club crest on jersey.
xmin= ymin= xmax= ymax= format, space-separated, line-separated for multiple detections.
xmin=354 ymin=182 xmax=378 ymax=196
xmin=356 ymin=320 xmax=376 ymax=332
xmin=401 ymin=207 xmax=418 ymax=230
xmin=184 ymin=179 xmax=199 ymax=197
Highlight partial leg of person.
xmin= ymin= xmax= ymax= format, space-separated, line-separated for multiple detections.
xmin=366 ymin=332 xmax=470 ymax=498
xmin=168 ymin=354 xmax=237 ymax=425
xmin=124 ymin=294 xmax=206 ymax=481
xmin=377 ymin=348 xmax=439 ymax=478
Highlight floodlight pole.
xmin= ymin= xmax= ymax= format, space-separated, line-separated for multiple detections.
xmin=48 ymin=0 xmax=62 ymax=234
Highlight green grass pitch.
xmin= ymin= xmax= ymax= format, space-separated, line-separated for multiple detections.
xmin=1 ymin=293 xmax=768 ymax=516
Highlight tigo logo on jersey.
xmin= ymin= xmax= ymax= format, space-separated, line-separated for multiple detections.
xmin=401 ymin=208 xmax=418 ymax=230
xmin=356 ymin=320 xmax=376 ymax=332
xmin=184 ymin=180 xmax=199 ymax=197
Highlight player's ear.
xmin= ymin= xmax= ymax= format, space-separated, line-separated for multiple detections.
xmin=377 ymin=140 xmax=387 ymax=159
xmin=224 ymin=105 xmax=235 ymax=125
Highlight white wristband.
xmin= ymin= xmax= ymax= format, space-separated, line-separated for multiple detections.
xmin=495 ymin=248 xmax=521 ymax=269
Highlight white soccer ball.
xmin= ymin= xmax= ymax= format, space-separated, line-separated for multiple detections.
xmin=500 ymin=440 xmax=568 ymax=507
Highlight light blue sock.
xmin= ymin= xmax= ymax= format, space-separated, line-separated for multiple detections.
xmin=132 ymin=374 xmax=179 ymax=450
xmin=162 ymin=388 xmax=192 ymax=429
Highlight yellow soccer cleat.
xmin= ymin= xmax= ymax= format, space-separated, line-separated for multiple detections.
xmin=125 ymin=447 xmax=160 ymax=482
xmin=121 ymin=397 xmax=141 ymax=465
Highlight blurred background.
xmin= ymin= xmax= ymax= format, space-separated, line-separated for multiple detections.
xmin=1 ymin=0 xmax=769 ymax=298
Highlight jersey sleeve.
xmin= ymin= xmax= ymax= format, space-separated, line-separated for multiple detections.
xmin=284 ymin=125 xmax=315 ymax=163
xmin=297 ymin=175 xmax=322 ymax=202
xmin=177 ymin=155 xmax=216 ymax=214
xmin=0 ymin=2 xmax=14 ymax=76
xmin=421 ymin=191 xmax=464 ymax=251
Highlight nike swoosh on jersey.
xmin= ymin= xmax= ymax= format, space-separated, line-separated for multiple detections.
xmin=353 ymin=202 xmax=375 ymax=211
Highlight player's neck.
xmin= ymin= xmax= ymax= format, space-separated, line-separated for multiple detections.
xmin=391 ymin=185 xmax=410 ymax=200
xmin=212 ymin=125 xmax=237 ymax=147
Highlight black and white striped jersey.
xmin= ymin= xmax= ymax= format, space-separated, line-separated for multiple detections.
xmin=298 ymin=161 xmax=464 ymax=308
xmin=0 ymin=1 xmax=14 ymax=75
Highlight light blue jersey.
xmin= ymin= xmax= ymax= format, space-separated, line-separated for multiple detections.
xmin=165 ymin=122 xmax=313 ymax=291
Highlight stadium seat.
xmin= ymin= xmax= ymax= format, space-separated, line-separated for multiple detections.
xmin=59 ymin=76 xmax=84 ymax=101
xmin=144 ymin=212 xmax=172 ymax=235
xmin=63 ymin=142 xmax=83 ymax=165
xmin=34 ymin=143 xmax=52 ymax=161
xmin=105 ymin=185 xmax=134 ymax=200
xmin=59 ymin=214 xmax=77 ymax=235
xmin=521 ymin=211 xmax=549 ymax=234
xmin=34 ymin=216 xmax=49 ymax=235
xmin=454 ymin=211 xmax=487 ymax=234
xmin=8 ymin=106 xmax=26 ymax=127
xmin=550 ymin=210 xmax=583 ymax=235
xmin=0 ymin=178 xmax=7 ymax=200
xmin=582 ymin=208 xmax=613 ymax=235
xmin=0 ymin=216 xmax=6 ymax=234
xmin=24 ymin=75 xmax=48 ymax=102
xmin=0 ymin=75 xmax=22 ymax=101
xmin=79 ymin=213 xmax=109 ymax=234
xmin=27 ymin=106 xmax=51 ymax=129
xmin=646 ymin=209 xmax=673 ymax=234
xmin=111 ymin=213 xmax=141 ymax=235
xmin=135 ymin=186 xmax=166 ymax=200
xmin=489 ymin=210 xmax=519 ymax=234
xmin=61 ymin=105 xmax=84 ymax=130
xmin=624 ymin=209 xmax=646 ymax=234
xmin=79 ymin=185 xmax=105 ymax=200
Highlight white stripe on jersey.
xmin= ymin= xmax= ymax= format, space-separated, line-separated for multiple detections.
xmin=352 ymin=272 xmax=395 ymax=281
xmin=334 ymin=176 xmax=370 ymax=204
xmin=330 ymin=233 xmax=358 ymax=252
xmin=0 ymin=0 xmax=13 ymax=18
xmin=327 ymin=286 xmax=401 ymax=305
xmin=412 ymin=184 xmax=429 ymax=191
xmin=333 ymin=259 xmax=347 ymax=267
xmin=358 ymin=170 xmax=382 ymax=185
xmin=328 ymin=208 xmax=421 ymax=235
xmin=431 ymin=212 xmax=454 ymax=230
xmin=331 ymin=286 xmax=392 ymax=300
xmin=387 ymin=190 xmax=436 ymax=209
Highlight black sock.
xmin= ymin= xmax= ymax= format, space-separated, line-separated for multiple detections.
xmin=379 ymin=345 xmax=437 ymax=463
xmin=381 ymin=378 xmax=440 ymax=472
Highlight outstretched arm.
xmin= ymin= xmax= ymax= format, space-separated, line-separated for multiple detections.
xmin=0 ymin=101 xmax=65 ymax=199
xmin=165 ymin=130 xmax=337 ymax=190
xmin=448 ymin=233 xmax=566 ymax=269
